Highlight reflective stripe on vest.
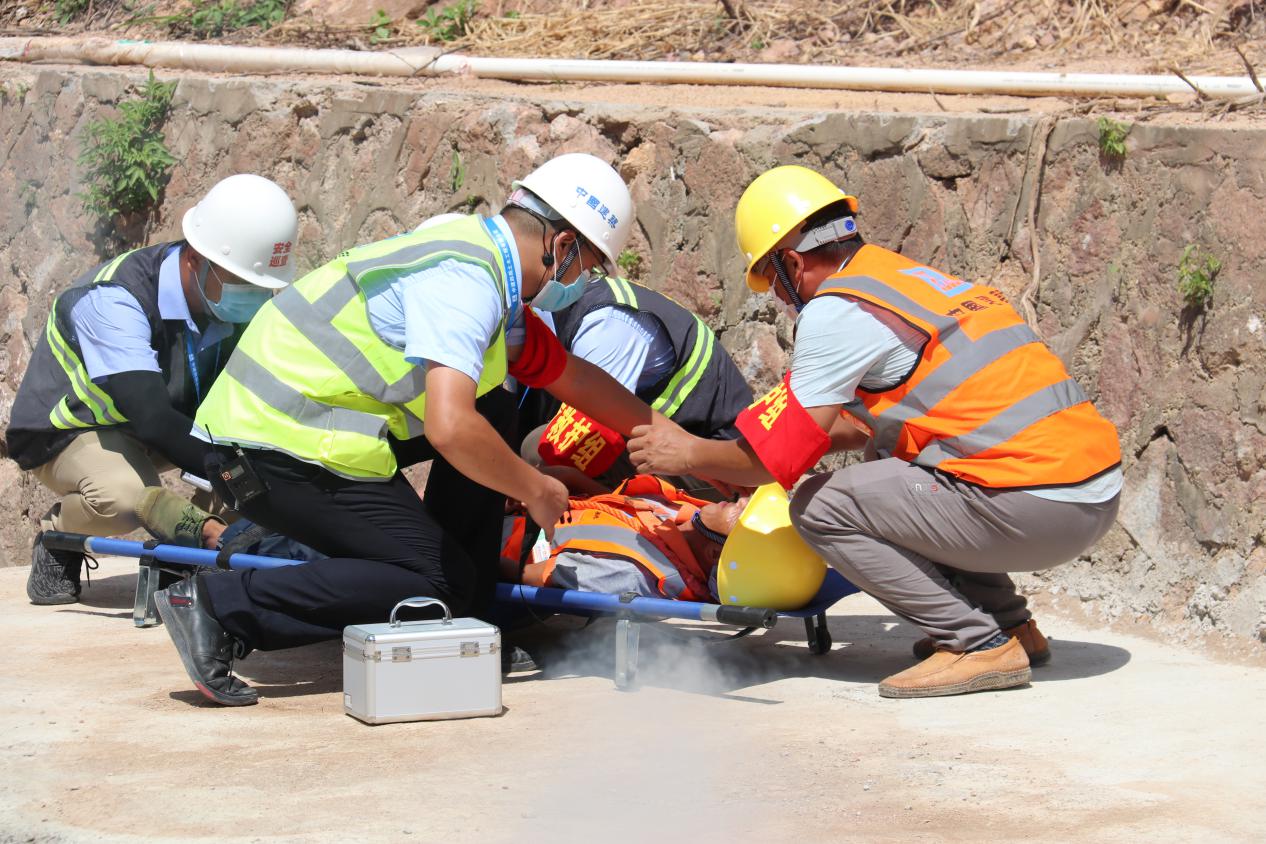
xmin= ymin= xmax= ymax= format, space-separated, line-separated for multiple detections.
xmin=44 ymin=288 xmax=130 ymax=430
xmin=601 ymin=275 xmax=717 ymax=418
xmin=605 ymin=275 xmax=639 ymax=308
xmin=267 ymin=278 xmax=428 ymax=437
xmin=551 ymin=523 xmax=691 ymax=599
xmin=815 ymin=245 xmax=1120 ymax=488
xmin=650 ymin=314 xmax=715 ymax=418
xmin=193 ymin=222 xmax=510 ymax=480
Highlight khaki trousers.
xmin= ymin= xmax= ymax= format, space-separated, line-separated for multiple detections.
xmin=790 ymin=458 xmax=1119 ymax=651
xmin=31 ymin=429 xmax=221 ymax=537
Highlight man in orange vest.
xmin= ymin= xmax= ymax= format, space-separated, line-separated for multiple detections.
xmin=628 ymin=165 xmax=1122 ymax=698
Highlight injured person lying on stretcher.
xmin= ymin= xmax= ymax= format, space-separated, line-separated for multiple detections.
xmin=134 ymin=474 xmax=827 ymax=614
xmin=500 ymin=475 xmax=826 ymax=611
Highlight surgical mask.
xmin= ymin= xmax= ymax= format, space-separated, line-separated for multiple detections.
xmin=529 ymin=239 xmax=594 ymax=312
xmin=532 ymin=270 xmax=594 ymax=312
xmin=196 ymin=260 xmax=270 ymax=324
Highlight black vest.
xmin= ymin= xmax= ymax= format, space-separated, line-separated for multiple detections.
xmin=6 ymin=243 xmax=238 ymax=469
xmin=523 ymin=277 xmax=752 ymax=440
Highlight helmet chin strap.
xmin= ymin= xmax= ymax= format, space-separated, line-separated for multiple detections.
xmin=771 ymin=252 xmax=805 ymax=312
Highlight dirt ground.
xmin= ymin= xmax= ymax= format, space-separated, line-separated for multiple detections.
xmin=2 ymin=556 xmax=1264 ymax=843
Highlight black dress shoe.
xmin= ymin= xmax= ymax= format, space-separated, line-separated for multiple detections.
xmin=26 ymin=532 xmax=83 ymax=605
xmin=154 ymin=576 xmax=258 ymax=706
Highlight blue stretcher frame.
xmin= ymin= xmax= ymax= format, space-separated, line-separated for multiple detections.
xmin=41 ymin=531 xmax=860 ymax=690
xmin=493 ymin=570 xmax=860 ymax=689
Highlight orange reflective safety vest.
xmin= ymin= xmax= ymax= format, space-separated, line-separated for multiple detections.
xmin=501 ymin=476 xmax=714 ymax=601
xmin=815 ymin=245 xmax=1121 ymax=488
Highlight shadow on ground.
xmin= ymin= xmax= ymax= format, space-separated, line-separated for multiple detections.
xmin=64 ymin=571 xmax=1131 ymax=704
xmin=506 ymin=613 xmax=1133 ymax=700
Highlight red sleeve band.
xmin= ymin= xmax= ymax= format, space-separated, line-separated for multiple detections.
xmin=734 ymin=373 xmax=830 ymax=490
xmin=538 ymin=404 xmax=625 ymax=478
xmin=508 ymin=308 xmax=568 ymax=389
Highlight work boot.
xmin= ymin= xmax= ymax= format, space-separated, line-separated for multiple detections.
xmin=879 ymin=636 xmax=1031 ymax=699
xmin=26 ymin=532 xmax=84 ymax=605
xmin=501 ymin=644 xmax=539 ymax=675
xmin=154 ymin=576 xmax=258 ymax=706
xmin=911 ymin=619 xmax=1051 ymax=665
xmin=136 ymin=487 xmax=224 ymax=548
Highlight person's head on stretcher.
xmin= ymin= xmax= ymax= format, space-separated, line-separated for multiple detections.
xmin=501 ymin=476 xmax=827 ymax=610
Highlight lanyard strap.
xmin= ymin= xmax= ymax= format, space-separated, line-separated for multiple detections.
xmin=184 ymin=331 xmax=221 ymax=403
xmin=481 ymin=217 xmax=520 ymax=333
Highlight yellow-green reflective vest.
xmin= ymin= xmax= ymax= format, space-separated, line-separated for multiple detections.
xmin=194 ymin=218 xmax=510 ymax=480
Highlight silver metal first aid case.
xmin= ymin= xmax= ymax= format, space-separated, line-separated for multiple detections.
xmin=343 ymin=597 xmax=502 ymax=725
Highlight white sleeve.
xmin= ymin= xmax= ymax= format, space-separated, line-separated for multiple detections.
xmin=71 ymin=287 xmax=161 ymax=382
xmin=569 ymin=306 xmax=653 ymax=392
xmin=789 ymin=297 xmax=896 ymax=407
xmin=401 ymin=259 xmax=504 ymax=383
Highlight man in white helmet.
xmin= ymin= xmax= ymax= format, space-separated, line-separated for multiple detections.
xmin=8 ymin=173 xmax=299 ymax=606
xmin=156 ymin=153 xmax=673 ymax=706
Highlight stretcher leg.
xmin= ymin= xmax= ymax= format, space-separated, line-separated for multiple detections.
xmin=614 ymin=617 xmax=641 ymax=691
xmin=133 ymin=559 xmax=164 ymax=628
xmin=806 ymin=612 xmax=832 ymax=655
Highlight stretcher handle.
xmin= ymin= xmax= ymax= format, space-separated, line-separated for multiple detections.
xmin=715 ymin=605 xmax=779 ymax=629
xmin=41 ymin=531 xmax=92 ymax=553
xmin=389 ymin=597 xmax=453 ymax=627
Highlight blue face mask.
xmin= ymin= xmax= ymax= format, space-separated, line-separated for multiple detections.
xmin=532 ymin=270 xmax=594 ymax=312
xmin=530 ymin=240 xmax=595 ymax=312
xmin=197 ymin=261 xmax=271 ymax=324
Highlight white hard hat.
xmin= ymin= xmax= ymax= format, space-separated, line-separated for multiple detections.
xmin=414 ymin=212 xmax=466 ymax=232
xmin=181 ymin=174 xmax=299 ymax=289
xmin=511 ymin=153 xmax=631 ymax=275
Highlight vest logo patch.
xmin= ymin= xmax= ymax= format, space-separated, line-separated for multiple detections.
xmin=899 ymin=266 xmax=973 ymax=297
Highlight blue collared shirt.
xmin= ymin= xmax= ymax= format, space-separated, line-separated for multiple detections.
xmin=73 ymin=244 xmax=233 ymax=384
xmin=363 ymin=215 xmax=526 ymax=384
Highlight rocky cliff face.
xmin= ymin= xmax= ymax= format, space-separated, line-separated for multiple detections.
xmin=1 ymin=67 xmax=1263 ymax=650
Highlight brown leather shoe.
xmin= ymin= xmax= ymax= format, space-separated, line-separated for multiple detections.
xmin=911 ymin=619 xmax=1051 ymax=665
xmin=880 ymin=636 xmax=1031 ymax=699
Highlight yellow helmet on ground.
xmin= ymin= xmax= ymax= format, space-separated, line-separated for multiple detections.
xmin=735 ymin=165 xmax=859 ymax=293
xmin=716 ymin=483 xmax=827 ymax=610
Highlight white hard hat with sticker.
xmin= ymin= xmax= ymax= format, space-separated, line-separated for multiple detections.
xmin=181 ymin=174 xmax=299 ymax=289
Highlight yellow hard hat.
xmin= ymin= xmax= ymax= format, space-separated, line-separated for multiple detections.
xmin=735 ymin=165 xmax=858 ymax=293
xmin=715 ymin=484 xmax=827 ymax=610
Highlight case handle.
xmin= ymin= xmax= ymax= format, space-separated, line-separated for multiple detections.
xmin=389 ymin=597 xmax=453 ymax=627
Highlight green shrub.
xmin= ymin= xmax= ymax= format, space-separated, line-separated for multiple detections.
xmin=1178 ymin=245 xmax=1221 ymax=310
xmin=56 ymin=0 xmax=91 ymax=24
xmin=617 ymin=248 xmax=642 ymax=279
xmin=1097 ymin=116 xmax=1130 ymax=160
xmin=159 ymin=0 xmax=289 ymax=38
xmin=77 ymin=71 xmax=178 ymax=220
xmin=0 ymin=80 xmax=30 ymax=103
xmin=416 ymin=0 xmax=478 ymax=43
xmin=450 ymin=149 xmax=465 ymax=193
xmin=368 ymin=9 xmax=393 ymax=44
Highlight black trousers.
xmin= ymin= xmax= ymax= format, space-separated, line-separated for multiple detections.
xmin=201 ymin=389 xmax=515 ymax=651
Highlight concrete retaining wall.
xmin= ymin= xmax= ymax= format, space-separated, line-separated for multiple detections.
xmin=2 ymin=66 xmax=1263 ymax=651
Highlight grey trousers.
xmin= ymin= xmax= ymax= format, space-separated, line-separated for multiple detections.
xmin=790 ymin=458 xmax=1119 ymax=651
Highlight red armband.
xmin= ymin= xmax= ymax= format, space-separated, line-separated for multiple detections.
xmin=508 ymin=308 xmax=568 ymax=388
xmin=538 ymin=404 xmax=625 ymax=478
xmin=734 ymin=373 xmax=830 ymax=490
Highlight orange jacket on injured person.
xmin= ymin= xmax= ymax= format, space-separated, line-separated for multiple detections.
xmin=500 ymin=475 xmax=827 ymax=609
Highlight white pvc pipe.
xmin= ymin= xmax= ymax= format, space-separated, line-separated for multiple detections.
xmin=1 ymin=36 xmax=1260 ymax=100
